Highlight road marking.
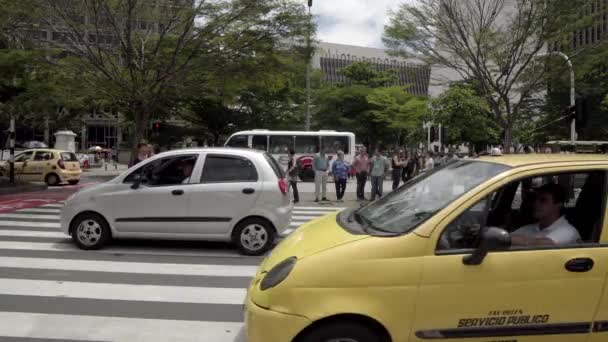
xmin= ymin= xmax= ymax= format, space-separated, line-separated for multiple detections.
xmin=281 ymin=228 xmax=295 ymax=236
xmin=0 ymin=241 xmax=249 ymax=258
xmin=0 ymin=278 xmax=247 ymax=305
xmin=40 ymin=203 xmax=64 ymax=209
xmin=0 ymin=312 xmax=242 ymax=342
xmin=0 ymin=213 xmax=60 ymax=220
xmin=16 ymin=208 xmax=61 ymax=214
xmin=0 ymin=230 xmax=65 ymax=238
xmin=292 ymin=215 xmax=324 ymax=220
xmin=0 ymin=257 xmax=257 ymax=277
xmin=0 ymin=221 xmax=60 ymax=228
xmin=294 ymin=206 xmax=346 ymax=211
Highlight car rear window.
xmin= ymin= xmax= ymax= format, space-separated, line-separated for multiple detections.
xmin=61 ymin=152 xmax=78 ymax=161
xmin=264 ymin=152 xmax=285 ymax=179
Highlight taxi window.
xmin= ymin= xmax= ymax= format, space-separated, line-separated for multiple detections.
xmin=61 ymin=152 xmax=78 ymax=162
xmin=437 ymin=170 xmax=607 ymax=252
xmin=34 ymin=151 xmax=53 ymax=161
xmin=357 ymin=161 xmax=510 ymax=235
xmin=15 ymin=151 xmax=33 ymax=162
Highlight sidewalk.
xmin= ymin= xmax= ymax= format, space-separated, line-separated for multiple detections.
xmin=293 ymin=180 xmax=395 ymax=208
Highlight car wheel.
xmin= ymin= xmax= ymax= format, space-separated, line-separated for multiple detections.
xmin=68 ymin=180 xmax=80 ymax=185
xmin=298 ymin=322 xmax=384 ymax=342
xmin=232 ymin=218 xmax=275 ymax=256
xmin=45 ymin=173 xmax=60 ymax=186
xmin=71 ymin=213 xmax=111 ymax=250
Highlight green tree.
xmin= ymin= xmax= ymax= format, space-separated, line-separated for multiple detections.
xmin=367 ymin=86 xmax=427 ymax=146
xmin=43 ymin=0 xmax=310 ymax=154
xmin=383 ymin=0 xmax=587 ymax=151
xmin=429 ymin=84 xmax=500 ymax=151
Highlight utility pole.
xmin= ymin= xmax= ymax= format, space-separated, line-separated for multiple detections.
xmin=304 ymin=0 xmax=313 ymax=131
xmin=536 ymin=52 xmax=575 ymax=143
xmin=9 ymin=118 xmax=15 ymax=184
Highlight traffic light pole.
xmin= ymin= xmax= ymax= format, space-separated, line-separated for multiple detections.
xmin=304 ymin=1 xmax=312 ymax=131
xmin=9 ymin=118 xmax=15 ymax=184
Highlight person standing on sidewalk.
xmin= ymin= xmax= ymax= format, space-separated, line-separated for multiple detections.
xmin=331 ymin=150 xmax=349 ymax=202
xmin=424 ymin=151 xmax=435 ymax=171
xmin=353 ymin=147 xmax=370 ymax=201
xmin=287 ymin=149 xmax=299 ymax=204
xmin=370 ymin=150 xmax=388 ymax=201
xmin=312 ymin=149 xmax=329 ymax=202
xmin=391 ymin=149 xmax=406 ymax=190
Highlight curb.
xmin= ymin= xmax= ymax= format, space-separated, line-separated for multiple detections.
xmin=0 ymin=183 xmax=48 ymax=195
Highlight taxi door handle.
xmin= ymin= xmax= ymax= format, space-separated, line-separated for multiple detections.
xmin=565 ymin=258 xmax=594 ymax=272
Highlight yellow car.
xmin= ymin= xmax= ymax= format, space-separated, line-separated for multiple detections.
xmin=0 ymin=149 xmax=82 ymax=186
xmin=242 ymin=153 xmax=608 ymax=342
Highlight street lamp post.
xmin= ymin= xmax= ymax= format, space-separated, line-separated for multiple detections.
xmin=536 ymin=51 xmax=576 ymax=144
xmin=304 ymin=0 xmax=312 ymax=131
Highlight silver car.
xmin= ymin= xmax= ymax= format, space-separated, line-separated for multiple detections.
xmin=61 ymin=148 xmax=292 ymax=255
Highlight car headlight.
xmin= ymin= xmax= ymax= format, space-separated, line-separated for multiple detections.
xmin=260 ymin=257 xmax=297 ymax=291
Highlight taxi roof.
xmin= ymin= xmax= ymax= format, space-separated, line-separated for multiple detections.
xmin=476 ymin=153 xmax=608 ymax=167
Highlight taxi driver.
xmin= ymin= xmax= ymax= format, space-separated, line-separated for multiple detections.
xmin=511 ymin=183 xmax=581 ymax=246
xmin=181 ymin=159 xmax=195 ymax=184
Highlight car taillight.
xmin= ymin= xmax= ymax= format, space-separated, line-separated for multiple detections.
xmin=58 ymin=159 xmax=65 ymax=169
xmin=278 ymin=178 xmax=287 ymax=194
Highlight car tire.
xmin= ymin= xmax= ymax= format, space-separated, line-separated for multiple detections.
xmin=70 ymin=212 xmax=111 ymax=250
xmin=45 ymin=173 xmax=60 ymax=186
xmin=232 ymin=218 xmax=275 ymax=256
xmin=298 ymin=322 xmax=384 ymax=342
xmin=68 ymin=180 xmax=80 ymax=185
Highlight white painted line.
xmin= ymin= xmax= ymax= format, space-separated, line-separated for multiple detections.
xmin=0 ymin=257 xmax=257 ymax=277
xmin=0 ymin=213 xmax=59 ymax=220
xmin=16 ymin=208 xmax=61 ymax=214
xmin=0 ymin=278 xmax=247 ymax=305
xmin=293 ymin=210 xmax=339 ymax=215
xmin=40 ymin=204 xmax=64 ymax=208
xmin=0 ymin=312 xmax=242 ymax=342
xmin=294 ymin=206 xmax=346 ymax=211
xmin=289 ymin=221 xmax=306 ymax=227
xmin=0 ymin=241 xmax=248 ymax=258
xmin=292 ymin=215 xmax=322 ymax=220
xmin=0 ymin=221 xmax=60 ymax=228
xmin=0 ymin=230 xmax=65 ymax=238
xmin=281 ymin=228 xmax=295 ymax=236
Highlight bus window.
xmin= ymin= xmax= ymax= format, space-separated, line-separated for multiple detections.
xmin=322 ymin=136 xmax=349 ymax=154
xmin=226 ymin=135 xmax=248 ymax=148
xmin=252 ymin=135 xmax=268 ymax=151
xmin=295 ymin=136 xmax=319 ymax=154
xmin=269 ymin=136 xmax=294 ymax=154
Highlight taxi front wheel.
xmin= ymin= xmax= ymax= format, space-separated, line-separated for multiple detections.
xmin=297 ymin=322 xmax=387 ymax=342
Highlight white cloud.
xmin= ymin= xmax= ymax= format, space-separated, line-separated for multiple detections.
xmin=312 ymin=0 xmax=407 ymax=48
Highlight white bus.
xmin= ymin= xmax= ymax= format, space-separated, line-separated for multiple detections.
xmin=225 ymin=130 xmax=356 ymax=181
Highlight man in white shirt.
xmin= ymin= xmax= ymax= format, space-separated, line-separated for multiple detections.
xmin=511 ymin=183 xmax=580 ymax=246
xmin=424 ymin=152 xmax=435 ymax=171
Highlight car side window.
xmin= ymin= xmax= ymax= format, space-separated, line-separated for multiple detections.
xmin=34 ymin=152 xmax=52 ymax=161
xmin=15 ymin=151 xmax=33 ymax=162
xmin=124 ymin=154 xmax=198 ymax=186
xmin=201 ymin=155 xmax=258 ymax=183
xmin=437 ymin=196 xmax=492 ymax=251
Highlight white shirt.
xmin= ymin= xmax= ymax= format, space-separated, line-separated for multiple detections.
xmin=425 ymin=158 xmax=434 ymax=171
xmin=512 ymin=216 xmax=581 ymax=245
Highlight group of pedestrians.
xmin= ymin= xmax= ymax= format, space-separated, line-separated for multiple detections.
xmin=285 ymin=146 xmax=462 ymax=204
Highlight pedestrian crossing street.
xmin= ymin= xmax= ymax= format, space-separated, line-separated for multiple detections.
xmin=0 ymin=203 xmax=345 ymax=342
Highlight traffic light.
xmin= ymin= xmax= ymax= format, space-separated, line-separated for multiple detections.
xmin=152 ymin=121 xmax=161 ymax=135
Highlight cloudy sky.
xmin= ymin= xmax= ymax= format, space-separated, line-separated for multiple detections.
xmin=313 ymin=0 xmax=410 ymax=48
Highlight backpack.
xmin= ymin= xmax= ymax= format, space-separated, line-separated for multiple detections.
xmin=289 ymin=157 xmax=300 ymax=177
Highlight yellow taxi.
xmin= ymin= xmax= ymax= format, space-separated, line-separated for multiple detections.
xmin=242 ymin=153 xmax=608 ymax=342
xmin=0 ymin=149 xmax=82 ymax=186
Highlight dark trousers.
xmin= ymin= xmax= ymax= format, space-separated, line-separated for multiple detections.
xmin=371 ymin=176 xmax=383 ymax=200
xmin=356 ymin=171 xmax=368 ymax=199
xmin=392 ymin=169 xmax=402 ymax=190
xmin=335 ymin=178 xmax=347 ymax=200
xmin=289 ymin=180 xmax=299 ymax=202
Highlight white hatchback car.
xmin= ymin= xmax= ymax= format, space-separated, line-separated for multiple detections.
xmin=61 ymin=148 xmax=292 ymax=255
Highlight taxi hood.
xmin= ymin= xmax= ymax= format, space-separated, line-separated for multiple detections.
xmin=259 ymin=212 xmax=369 ymax=272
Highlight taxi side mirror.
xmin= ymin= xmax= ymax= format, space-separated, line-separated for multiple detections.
xmin=463 ymin=227 xmax=511 ymax=266
xmin=131 ymin=174 xmax=143 ymax=189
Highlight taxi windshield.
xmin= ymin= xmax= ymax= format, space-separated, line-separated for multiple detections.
xmin=357 ymin=160 xmax=510 ymax=234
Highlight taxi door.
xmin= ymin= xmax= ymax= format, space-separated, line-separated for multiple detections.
xmin=411 ymin=168 xmax=608 ymax=342
xmin=23 ymin=150 xmax=52 ymax=182
xmin=588 ymin=198 xmax=608 ymax=342
xmin=13 ymin=150 xmax=34 ymax=181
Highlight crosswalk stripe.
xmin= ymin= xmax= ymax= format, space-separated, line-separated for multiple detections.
xmin=40 ymin=203 xmax=64 ymax=208
xmin=294 ymin=206 xmax=345 ymax=211
xmin=0 ymin=312 xmax=242 ymax=342
xmin=0 ymin=257 xmax=257 ymax=277
xmin=16 ymin=208 xmax=61 ymax=214
xmin=281 ymin=228 xmax=295 ymax=236
xmin=0 ymin=278 xmax=246 ymax=305
xmin=0 ymin=241 xmax=252 ymax=258
xmin=292 ymin=215 xmax=324 ymax=220
xmin=0 ymin=221 xmax=60 ymax=228
xmin=0 ymin=213 xmax=60 ymax=220
xmin=0 ymin=230 xmax=65 ymax=238
xmin=293 ymin=210 xmax=340 ymax=215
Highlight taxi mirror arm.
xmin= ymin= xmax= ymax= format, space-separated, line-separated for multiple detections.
xmin=462 ymin=227 xmax=511 ymax=266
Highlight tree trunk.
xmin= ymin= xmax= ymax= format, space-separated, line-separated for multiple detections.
xmin=130 ymin=103 xmax=150 ymax=164
xmin=503 ymin=124 xmax=513 ymax=154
